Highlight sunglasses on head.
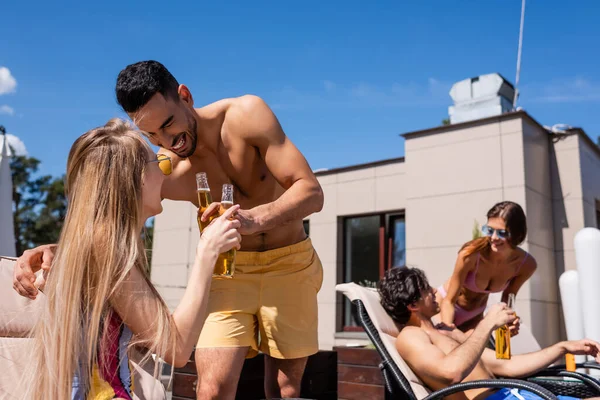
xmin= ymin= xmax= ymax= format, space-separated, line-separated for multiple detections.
xmin=147 ymin=154 xmax=172 ymax=176
xmin=481 ymin=224 xmax=510 ymax=240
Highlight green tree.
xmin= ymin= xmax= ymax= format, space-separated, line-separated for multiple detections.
xmin=472 ymin=219 xmax=482 ymax=240
xmin=10 ymin=148 xmax=66 ymax=255
xmin=442 ymin=118 xmax=450 ymax=126
xmin=142 ymin=217 xmax=155 ymax=273
xmin=32 ymin=175 xmax=67 ymax=245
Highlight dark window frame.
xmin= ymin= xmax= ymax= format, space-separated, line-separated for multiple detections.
xmin=337 ymin=210 xmax=405 ymax=332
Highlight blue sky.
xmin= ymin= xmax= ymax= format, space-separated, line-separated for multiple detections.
xmin=1 ymin=0 xmax=599 ymax=178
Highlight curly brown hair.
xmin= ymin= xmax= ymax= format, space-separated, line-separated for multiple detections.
xmin=379 ymin=267 xmax=430 ymax=325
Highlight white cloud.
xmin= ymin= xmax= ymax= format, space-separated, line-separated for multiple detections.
xmin=0 ymin=134 xmax=28 ymax=156
xmin=0 ymin=105 xmax=15 ymax=116
xmin=0 ymin=67 xmax=17 ymax=95
xmin=524 ymin=77 xmax=600 ymax=103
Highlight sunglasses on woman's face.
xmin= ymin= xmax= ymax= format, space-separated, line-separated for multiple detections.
xmin=481 ymin=224 xmax=510 ymax=240
xmin=147 ymin=154 xmax=172 ymax=176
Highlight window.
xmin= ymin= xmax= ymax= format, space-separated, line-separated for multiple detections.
xmin=596 ymin=200 xmax=600 ymax=229
xmin=303 ymin=220 xmax=310 ymax=236
xmin=340 ymin=212 xmax=405 ymax=330
xmin=388 ymin=215 xmax=406 ymax=268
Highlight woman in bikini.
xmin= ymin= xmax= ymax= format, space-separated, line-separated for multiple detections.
xmin=436 ymin=201 xmax=537 ymax=333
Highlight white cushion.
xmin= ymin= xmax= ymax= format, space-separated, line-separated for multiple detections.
xmin=0 ymin=257 xmax=44 ymax=337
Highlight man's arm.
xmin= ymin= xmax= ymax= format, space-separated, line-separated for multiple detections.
xmin=398 ymin=317 xmax=500 ymax=386
xmin=483 ymin=339 xmax=600 ymax=379
xmin=228 ymin=95 xmax=324 ymax=235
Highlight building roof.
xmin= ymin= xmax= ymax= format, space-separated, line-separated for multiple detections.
xmin=314 ymin=110 xmax=599 ymax=177
xmin=401 ymin=110 xmax=600 ymax=159
xmin=314 ymin=156 xmax=405 ymax=177
xmin=401 ymin=110 xmax=534 ymax=139
xmin=569 ymin=127 xmax=600 ymax=159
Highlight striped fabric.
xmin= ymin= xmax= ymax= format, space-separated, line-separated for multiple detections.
xmin=73 ymin=311 xmax=135 ymax=399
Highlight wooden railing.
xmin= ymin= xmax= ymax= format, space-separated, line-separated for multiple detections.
xmin=335 ymin=346 xmax=386 ymax=400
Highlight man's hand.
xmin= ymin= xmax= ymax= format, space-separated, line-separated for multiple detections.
xmin=435 ymin=321 xmax=457 ymax=331
xmin=200 ymin=204 xmax=260 ymax=236
xmin=199 ymin=202 xmax=222 ymax=225
xmin=485 ymin=302 xmax=517 ymax=330
xmin=562 ymin=339 xmax=600 ymax=363
xmin=13 ymin=244 xmax=56 ymax=300
xmin=507 ymin=316 xmax=521 ymax=337
xmin=233 ymin=208 xmax=262 ymax=236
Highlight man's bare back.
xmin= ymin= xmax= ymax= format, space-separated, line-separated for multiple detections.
xmin=139 ymin=94 xmax=321 ymax=252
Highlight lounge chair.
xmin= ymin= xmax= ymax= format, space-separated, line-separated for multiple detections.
xmin=336 ymin=282 xmax=600 ymax=400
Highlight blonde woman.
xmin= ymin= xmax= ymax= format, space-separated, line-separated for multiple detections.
xmin=16 ymin=119 xmax=241 ymax=399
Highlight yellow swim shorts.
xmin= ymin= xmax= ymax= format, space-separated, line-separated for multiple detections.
xmin=196 ymin=237 xmax=323 ymax=359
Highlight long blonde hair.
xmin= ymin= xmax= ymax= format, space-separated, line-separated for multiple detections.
xmin=19 ymin=119 xmax=174 ymax=399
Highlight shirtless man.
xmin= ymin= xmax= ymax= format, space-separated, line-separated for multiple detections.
xmin=13 ymin=60 xmax=324 ymax=399
xmin=378 ymin=267 xmax=600 ymax=400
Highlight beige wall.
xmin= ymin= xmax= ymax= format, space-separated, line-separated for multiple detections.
xmin=548 ymin=134 xmax=600 ymax=342
xmin=151 ymin=200 xmax=198 ymax=311
xmin=579 ymin=138 xmax=600 ymax=229
xmin=550 ymin=135 xmax=600 ymax=272
xmin=551 ymin=135 xmax=584 ymax=275
xmin=310 ymin=161 xmax=407 ymax=349
xmin=404 ymin=116 xmax=525 ymax=288
xmin=521 ymin=119 xmax=561 ymax=346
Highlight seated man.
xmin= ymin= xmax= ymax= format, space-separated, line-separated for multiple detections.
xmin=379 ymin=267 xmax=600 ymax=400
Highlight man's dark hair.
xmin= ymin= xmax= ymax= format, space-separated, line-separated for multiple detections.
xmin=115 ymin=60 xmax=180 ymax=113
xmin=379 ymin=267 xmax=430 ymax=325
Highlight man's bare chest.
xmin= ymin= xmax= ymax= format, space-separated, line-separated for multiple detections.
xmin=428 ymin=330 xmax=462 ymax=355
xmin=164 ymin=152 xmax=276 ymax=208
